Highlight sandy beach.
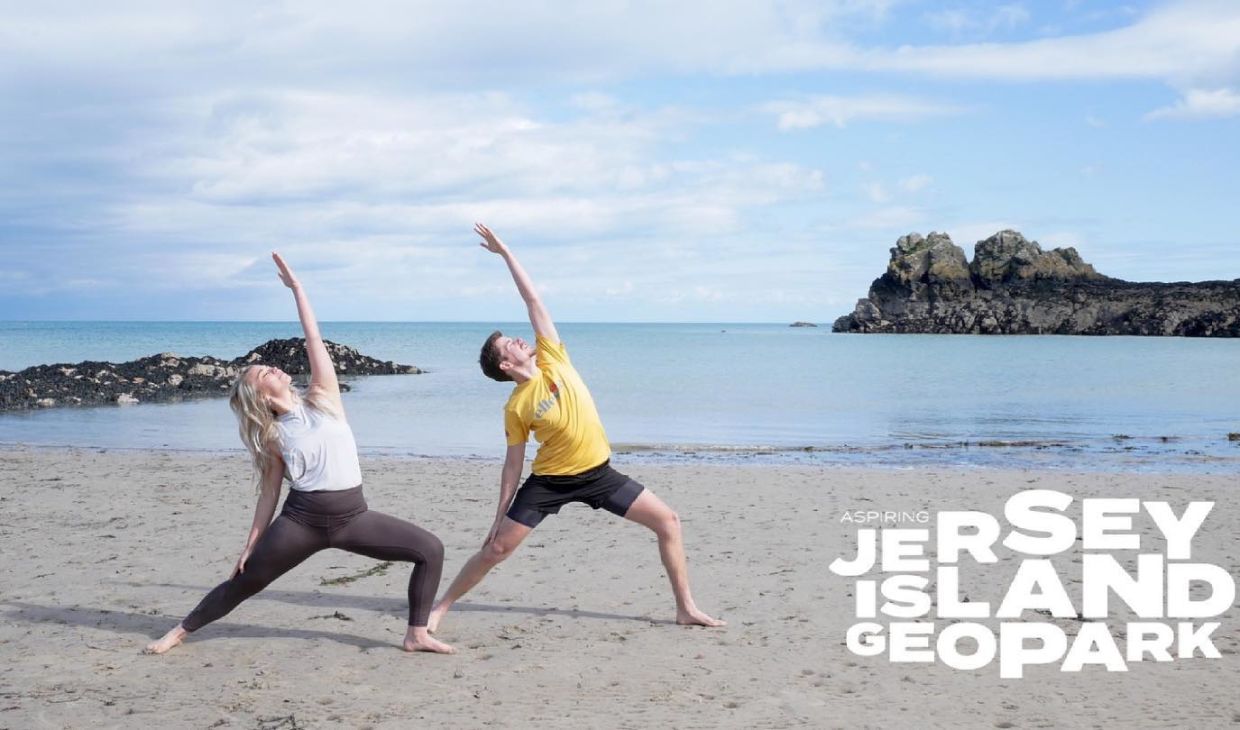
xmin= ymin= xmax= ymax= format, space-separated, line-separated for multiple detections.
xmin=0 ymin=446 xmax=1236 ymax=729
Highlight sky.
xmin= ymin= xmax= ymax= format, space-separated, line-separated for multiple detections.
xmin=1 ymin=0 xmax=1238 ymax=322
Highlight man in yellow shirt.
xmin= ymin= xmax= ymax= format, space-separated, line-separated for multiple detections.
xmin=427 ymin=223 xmax=724 ymax=632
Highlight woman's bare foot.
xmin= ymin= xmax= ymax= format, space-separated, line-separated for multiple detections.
xmin=676 ymin=607 xmax=726 ymax=627
xmin=403 ymin=626 xmax=455 ymax=654
xmin=143 ymin=625 xmax=188 ymax=654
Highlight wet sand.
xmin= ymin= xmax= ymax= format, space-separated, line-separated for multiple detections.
xmin=0 ymin=446 xmax=1236 ymax=728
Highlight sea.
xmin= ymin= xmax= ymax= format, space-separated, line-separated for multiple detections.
xmin=1 ymin=321 xmax=1237 ymax=473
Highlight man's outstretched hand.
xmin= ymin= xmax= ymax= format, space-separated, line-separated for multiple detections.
xmin=475 ymin=223 xmax=508 ymax=255
xmin=475 ymin=221 xmax=555 ymax=339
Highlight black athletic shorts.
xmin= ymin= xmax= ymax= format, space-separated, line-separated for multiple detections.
xmin=505 ymin=460 xmax=645 ymax=528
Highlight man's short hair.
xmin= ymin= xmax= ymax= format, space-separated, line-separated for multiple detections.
xmin=479 ymin=330 xmax=512 ymax=382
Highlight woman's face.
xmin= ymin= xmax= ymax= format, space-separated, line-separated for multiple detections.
xmin=245 ymin=364 xmax=292 ymax=405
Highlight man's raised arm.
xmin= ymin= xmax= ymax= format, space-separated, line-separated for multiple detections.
xmin=475 ymin=223 xmax=559 ymax=343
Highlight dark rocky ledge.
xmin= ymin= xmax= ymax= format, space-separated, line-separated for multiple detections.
xmin=833 ymin=230 xmax=1240 ymax=336
xmin=789 ymin=321 xmax=818 ymax=328
xmin=0 ymin=338 xmax=422 ymax=412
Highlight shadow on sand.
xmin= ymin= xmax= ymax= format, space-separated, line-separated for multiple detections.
xmin=1 ymin=601 xmax=392 ymax=650
xmin=119 ymin=581 xmax=674 ymax=625
xmin=4 ymin=583 xmax=672 ymax=653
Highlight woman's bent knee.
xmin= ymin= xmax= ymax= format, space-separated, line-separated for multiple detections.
xmin=423 ymin=534 xmax=445 ymax=566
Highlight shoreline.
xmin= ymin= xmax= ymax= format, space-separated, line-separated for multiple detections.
xmin=1 ymin=448 xmax=1237 ymax=728
xmin=2 ymin=439 xmax=1237 ymax=476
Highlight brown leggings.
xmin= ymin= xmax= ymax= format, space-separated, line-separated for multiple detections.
xmin=181 ymin=486 xmax=442 ymax=631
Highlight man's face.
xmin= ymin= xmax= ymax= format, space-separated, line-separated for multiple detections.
xmin=495 ymin=334 xmax=535 ymax=373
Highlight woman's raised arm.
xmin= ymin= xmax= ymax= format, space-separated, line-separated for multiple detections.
xmin=271 ymin=252 xmax=341 ymax=405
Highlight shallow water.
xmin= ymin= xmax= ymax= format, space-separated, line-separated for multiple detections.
xmin=1 ymin=321 xmax=1237 ymax=472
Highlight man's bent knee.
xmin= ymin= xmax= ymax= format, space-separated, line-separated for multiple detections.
xmin=654 ymin=510 xmax=681 ymax=538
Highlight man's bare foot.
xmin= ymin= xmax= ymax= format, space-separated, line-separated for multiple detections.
xmin=403 ymin=626 xmax=455 ymax=654
xmin=676 ymin=607 xmax=726 ymax=627
xmin=143 ymin=625 xmax=188 ymax=654
xmin=426 ymin=603 xmax=448 ymax=634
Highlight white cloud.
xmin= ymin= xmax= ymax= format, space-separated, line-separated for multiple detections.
xmin=2 ymin=1 xmax=1236 ymax=320
xmin=857 ymin=175 xmax=928 ymax=209
xmin=865 ymin=1 xmax=1240 ymax=83
xmin=570 ymin=92 xmax=622 ymax=113
xmin=898 ymin=174 xmax=933 ymax=193
xmin=925 ymin=4 xmax=1031 ymax=36
xmin=36 ymin=88 xmax=828 ymax=302
xmin=0 ymin=1 xmax=891 ymax=87
xmin=862 ymin=182 xmax=890 ymax=203
xmin=924 ymin=9 xmax=972 ymax=35
xmin=994 ymin=4 xmax=1032 ymax=29
xmin=3 ymin=2 xmax=1237 ymax=95
xmin=850 ymin=206 xmax=925 ymax=230
xmin=605 ymin=280 xmax=635 ymax=297
xmin=764 ymin=94 xmax=964 ymax=130
xmin=1037 ymin=231 xmax=1087 ymax=251
xmin=661 ymin=284 xmax=727 ymax=304
xmin=1145 ymin=87 xmax=1240 ymax=120
xmin=160 ymin=91 xmax=658 ymax=204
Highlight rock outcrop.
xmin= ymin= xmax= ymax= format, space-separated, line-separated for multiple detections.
xmin=833 ymin=230 xmax=1240 ymax=336
xmin=0 ymin=338 xmax=421 ymax=411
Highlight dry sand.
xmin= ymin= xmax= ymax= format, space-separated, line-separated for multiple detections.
xmin=0 ymin=446 xmax=1236 ymax=729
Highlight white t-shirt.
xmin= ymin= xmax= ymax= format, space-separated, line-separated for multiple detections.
xmin=275 ymin=403 xmax=363 ymax=492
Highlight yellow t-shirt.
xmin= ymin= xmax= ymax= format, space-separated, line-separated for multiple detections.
xmin=503 ymin=336 xmax=611 ymax=475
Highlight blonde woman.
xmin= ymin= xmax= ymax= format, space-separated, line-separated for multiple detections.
xmin=145 ymin=253 xmax=453 ymax=655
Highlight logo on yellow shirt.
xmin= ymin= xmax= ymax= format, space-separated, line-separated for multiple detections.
xmin=534 ymin=381 xmax=561 ymax=419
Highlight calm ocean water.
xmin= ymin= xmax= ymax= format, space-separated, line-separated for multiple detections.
xmin=1 ymin=321 xmax=1237 ymax=473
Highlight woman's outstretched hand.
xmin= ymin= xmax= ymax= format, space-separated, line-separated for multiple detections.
xmin=272 ymin=251 xmax=301 ymax=289
xmin=231 ymin=546 xmax=252 ymax=579
xmin=271 ymin=250 xmax=339 ymax=399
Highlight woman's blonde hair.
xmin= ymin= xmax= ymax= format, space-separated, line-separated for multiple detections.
xmin=229 ymin=365 xmax=341 ymax=485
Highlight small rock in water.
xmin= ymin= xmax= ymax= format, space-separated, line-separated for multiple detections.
xmin=0 ymin=337 xmax=421 ymax=412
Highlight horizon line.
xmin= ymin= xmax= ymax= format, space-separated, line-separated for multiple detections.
xmin=0 ymin=319 xmax=822 ymax=326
